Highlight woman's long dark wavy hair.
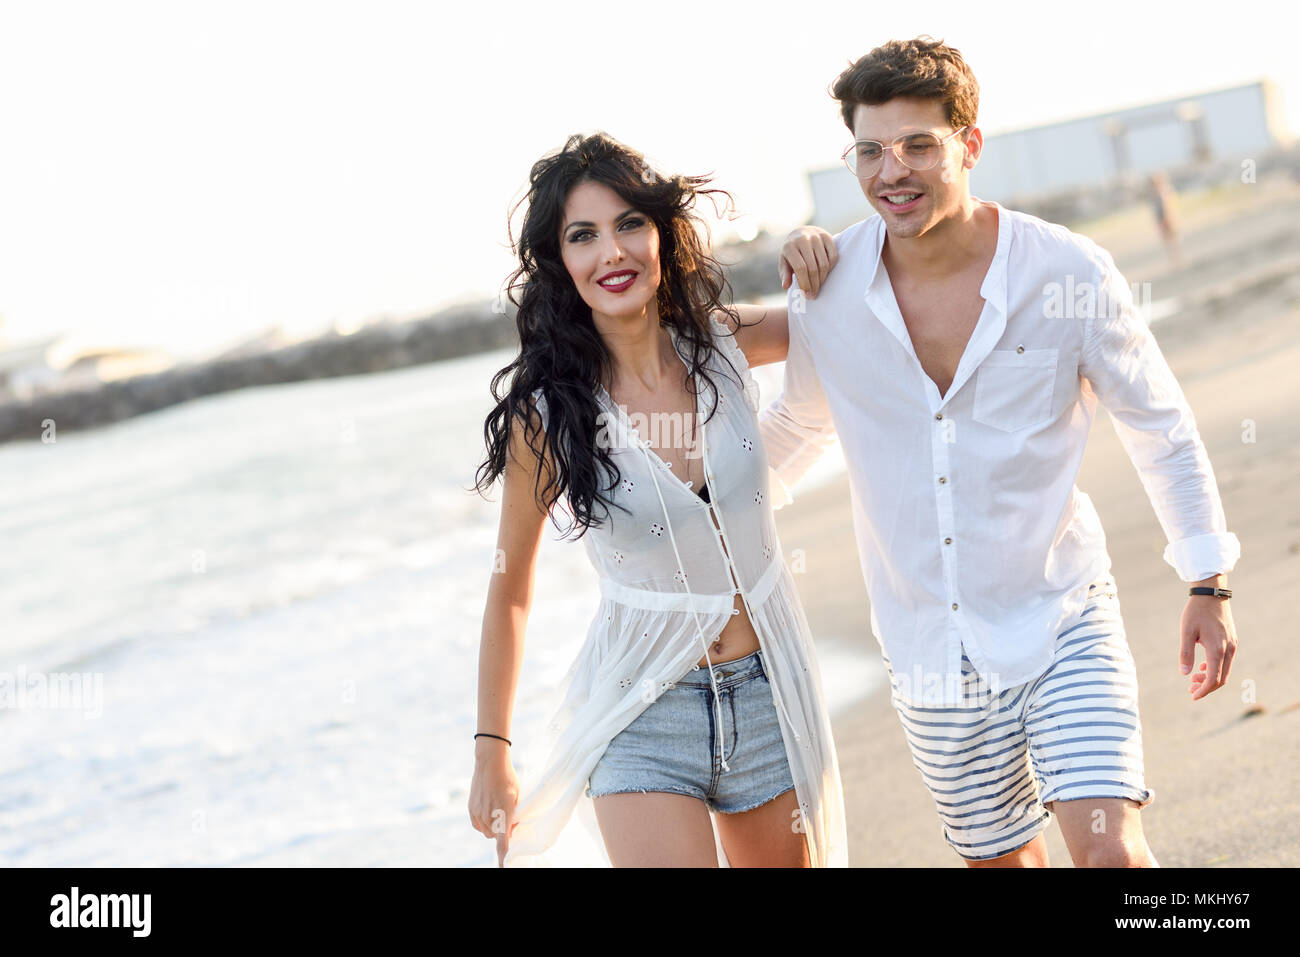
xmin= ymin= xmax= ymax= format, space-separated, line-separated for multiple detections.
xmin=472 ymin=131 xmax=753 ymax=540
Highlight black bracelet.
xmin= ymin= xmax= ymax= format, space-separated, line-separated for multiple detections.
xmin=474 ymin=732 xmax=512 ymax=746
xmin=1189 ymin=587 xmax=1232 ymax=598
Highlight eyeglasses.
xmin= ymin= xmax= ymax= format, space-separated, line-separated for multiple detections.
xmin=841 ymin=126 xmax=969 ymax=176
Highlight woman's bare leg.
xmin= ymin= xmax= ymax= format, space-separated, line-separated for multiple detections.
xmin=592 ymin=792 xmax=718 ymax=867
xmin=713 ymin=787 xmax=811 ymax=867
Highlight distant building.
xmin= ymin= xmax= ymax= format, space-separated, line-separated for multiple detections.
xmin=0 ymin=335 xmax=63 ymax=399
xmin=0 ymin=334 xmax=175 ymax=401
xmin=55 ymin=346 xmax=175 ymax=392
xmin=808 ymin=80 xmax=1291 ymax=232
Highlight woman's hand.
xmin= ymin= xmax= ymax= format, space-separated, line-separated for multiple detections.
xmin=778 ymin=226 xmax=838 ymax=299
xmin=468 ymin=740 xmax=521 ymax=866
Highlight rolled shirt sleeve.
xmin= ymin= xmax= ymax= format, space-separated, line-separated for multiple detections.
xmin=757 ymin=282 xmax=840 ymax=509
xmin=1079 ymin=247 xmax=1241 ymax=581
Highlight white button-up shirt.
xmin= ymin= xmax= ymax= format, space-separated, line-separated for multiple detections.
xmin=759 ymin=200 xmax=1240 ymax=707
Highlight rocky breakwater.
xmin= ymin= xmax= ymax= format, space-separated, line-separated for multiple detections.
xmin=0 ymin=300 xmax=519 ymax=445
xmin=0 ymin=239 xmax=785 ymax=446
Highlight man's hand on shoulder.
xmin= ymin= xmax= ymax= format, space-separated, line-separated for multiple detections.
xmin=778 ymin=226 xmax=838 ymax=299
xmin=1180 ymin=574 xmax=1237 ymax=701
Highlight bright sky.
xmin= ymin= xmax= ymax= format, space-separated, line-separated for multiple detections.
xmin=2 ymin=0 xmax=1297 ymax=360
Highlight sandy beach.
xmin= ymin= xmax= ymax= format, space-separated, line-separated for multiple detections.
xmin=773 ymin=174 xmax=1300 ymax=867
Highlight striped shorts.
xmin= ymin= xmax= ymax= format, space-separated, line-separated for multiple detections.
xmin=884 ymin=577 xmax=1155 ymax=862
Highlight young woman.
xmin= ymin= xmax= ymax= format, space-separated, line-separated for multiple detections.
xmin=468 ymin=132 xmax=845 ymax=867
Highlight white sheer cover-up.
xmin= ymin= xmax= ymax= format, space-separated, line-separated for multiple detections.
xmin=499 ymin=317 xmax=847 ymax=867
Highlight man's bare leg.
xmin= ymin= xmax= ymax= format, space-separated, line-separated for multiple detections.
xmin=963 ymin=831 xmax=1050 ymax=868
xmin=1048 ymin=797 xmax=1159 ymax=867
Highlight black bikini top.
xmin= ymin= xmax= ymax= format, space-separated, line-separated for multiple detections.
xmin=696 ymin=483 xmax=710 ymax=504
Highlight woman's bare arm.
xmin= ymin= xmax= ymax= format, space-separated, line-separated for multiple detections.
xmin=470 ymin=399 xmax=555 ymax=858
xmin=716 ymin=303 xmax=789 ymax=367
xmin=475 ymin=401 xmax=553 ymax=754
xmin=714 ymin=227 xmax=839 ymax=366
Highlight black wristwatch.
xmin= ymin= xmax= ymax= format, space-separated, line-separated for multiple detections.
xmin=1189 ymin=587 xmax=1232 ymax=599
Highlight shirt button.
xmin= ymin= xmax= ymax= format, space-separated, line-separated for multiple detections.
xmin=944 ymin=537 xmax=952 ymax=545
xmin=1016 ymin=345 xmax=1025 ymax=354
xmin=935 ymin=412 xmax=943 ymax=420
xmin=952 ymin=603 xmax=959 ymax=611
xmin=938 ymin=476 xmax=947 ymax=484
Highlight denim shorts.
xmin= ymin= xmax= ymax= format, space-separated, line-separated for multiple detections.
xmin=585 ymin=649 xmax=797 ymax=814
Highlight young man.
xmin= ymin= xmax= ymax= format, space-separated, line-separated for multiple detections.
xmin=763 ymin=36 xmax=1240 ymax=867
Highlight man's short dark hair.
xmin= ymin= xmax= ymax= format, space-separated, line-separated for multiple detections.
xmin=831 ymin=36 xmax=979 ymax=134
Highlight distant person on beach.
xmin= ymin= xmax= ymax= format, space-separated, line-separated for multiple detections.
xmin=469 ymin=132 xmax=846 ymax=866
xmin=1148 ymin=171 xmax=1182 ymax=265
xmin=769 ymin=36 xmax=1239 ymax=867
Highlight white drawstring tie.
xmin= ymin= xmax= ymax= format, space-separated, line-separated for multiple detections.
xmin=639 ymin=439 xmax=732 ymax=773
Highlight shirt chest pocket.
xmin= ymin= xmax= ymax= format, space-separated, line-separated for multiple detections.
xmin=971 ymin=347 xmax=1058 ymax=432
